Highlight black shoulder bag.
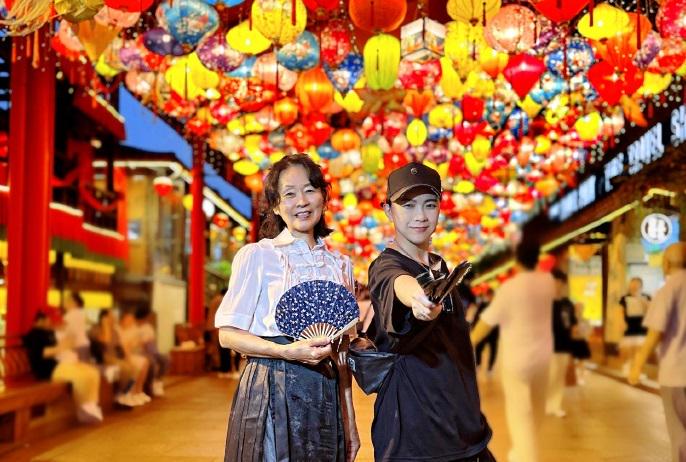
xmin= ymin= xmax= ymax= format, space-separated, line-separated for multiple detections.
xmin=347 ymin=321 xmax=439 ymax=395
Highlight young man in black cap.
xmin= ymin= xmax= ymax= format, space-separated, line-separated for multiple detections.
xmin=366 ymin=162 xmax=494 ymax=461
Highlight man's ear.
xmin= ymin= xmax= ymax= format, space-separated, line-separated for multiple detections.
xmin=383 ymin=201 xmax=393 ymax=222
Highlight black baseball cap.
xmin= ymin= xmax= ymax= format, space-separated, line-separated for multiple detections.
xmin=387 ymin=162 xmax=442 ymax=203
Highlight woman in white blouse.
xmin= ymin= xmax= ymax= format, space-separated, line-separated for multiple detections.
xmin=215 ymin=154 xmax=360 ymax=462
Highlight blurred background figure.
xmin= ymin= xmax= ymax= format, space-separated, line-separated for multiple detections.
xmin=24 ymin=312 xmax=103 ymax=424
xmin=571 ymin=302 xmax=592 ymax=386
xmin=136 ymin=307 xmax=169 ymax=397
xmin=472 ymin=288 xmax=498 ymax=379
xmin=471 ymin=241 xmax=556 ymax=462
xmin=118 ymin=311 xmax=152 ymax=402
xmin=629 ymin=242 xmax=686 ymax=462
xmin=206 ymin=288 xmax=240 ymax=378
xmin=619 ymin=277 xmax=651 ymax=375
xmin=546 ymin=269 xmax=577 ymax=418
xmin=62 ymin=291 xmax=91 ymax=363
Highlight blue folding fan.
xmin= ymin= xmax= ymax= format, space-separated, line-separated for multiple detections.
xmin=275 ymin=280 xmax=360 ymax=340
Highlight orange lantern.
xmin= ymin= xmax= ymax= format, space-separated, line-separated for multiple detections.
xmin=484 ymin=5 xmax=537 ymax=53
xmin=245 ymin=173 xmax=264 ymax=193
xmin=153 ymin=176 xmax=174 ymax=197
xmin=212 ymin=213 xmax=230 ymax=228
xmin=331 ymin=129 xmax=362 ymax=152
xmin=295 ymin=67 xmax=334 ymax=113
xmin=274 ymin=98 xmax=299 ymax=126
xmin=349 ymin=0 xmax=407 ymax=33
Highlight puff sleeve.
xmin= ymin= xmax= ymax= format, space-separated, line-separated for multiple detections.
xmin=215 ymin=244 xmax=263 ymax=330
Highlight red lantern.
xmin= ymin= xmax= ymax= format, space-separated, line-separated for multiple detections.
xmin=245 ymin=173 xmax=264 ymax=194
xmin=448 ymin=155 xmax=465 ymax=176
xmin=503 ymin=54 xmax=546 ymax=100
xmin=657 ymin=0 xmax=686 ymax=39
xmin=303 ymin=0 xmax=338 ymax=11
xmin=213 ymin=213 xmax=230 ymax=228
xmin=403 ymin=90 xmax=435 ymax=117
xmin=104 ymin=0 xmax=154 ymax=12
xmin=349 ymin=0 xmax=408 ymax=33
xmin=305 ymin=113 xmax=333 ymax=146
xmin=320 ymin=20 xmax=352 ymax=68
xmin=295 ymin=67 xmax=334 ymax=113
xmin=331 ymin=129 xmax=362 ymax=152
xmin=530 ymin=0 xmax=589 ymax=23
xmin=274 ymin=98 xmax=299 ymax=126
xmin=587 ymin=60 xmax=643 ymax=105
xmin=209 ymin=101 xmax=237 ymax=125
xmin=461 ymin=95 xmax=485 ymax=122
xmin=153 ymin=177 xmax=173 ymax=197
xmin=286 ymin=124 xmax=314 ymax=151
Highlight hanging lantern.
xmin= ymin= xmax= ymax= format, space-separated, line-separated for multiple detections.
xmin=400 ymin=17 xmax=446 ymax=62
xmin=197 ymin=33 xmax=245 ymax=73
xmin=331 ymin=129 xmax=362 ymax=152
xmin=245 ymin=173 xmax=264 ymax=193
xmin=484 ymin=5 xmax=537 ymax=54
xmin=143 ymin=28 xmax=185 ymax=56
xmin=303 ymin=0 xmax=338 ymax=11
xmin=94 ymin=6 xmax=140 ymax=27
xmin=254 ymin=53 xmax=298 ymax=91
xmin=274 ymin=98 xmax=299 ymax=126
xmin=295 ymin=67 xmax=334 ymax=113
xmin=406 ymin=119 xmax=428 ymax=146
xmin=234 ymin=159 xmax=261 ymax=176
xmin=657 ymin=0 xmax=686 ymax=39
xmin=183 ymin=194 xmax=194 ymax=211
xmin=55 ymin=0 xmax=103 ymax=22
xmin=104 ymin=0 xmax=153 ymax=12
xmin=159 ymin=0 xmax=219 ymax=52
xmin=503 ymin=54 xmax=546 ymax=100
xmin=153 ymin=176 xmax=174 ymax=197
xmin=447 ymin=0 xmax=501 ymax=25
xmin=320 ymin=19 xmax=352 ymax=68
xmin=349 ymin=0 xmax=407 ymax=33
xmin=445 ymin=22 xmax=486 ymax=78
xmin=587 ymin=60 xmax=643 ymax=105
xmin=252 ymin=0 xmax=307 ymax=46
xmin=530 ymin=0 xmax=589 ymax=23
xmin=398 ymin=59 xmax=443 ymax=90
xmin=202 ymin=199 xmax=216 ymax=218
xmin=325 ymin=53 xmax=364 ymax=94
xmin=461 ymin=95 xmax=485 ymax=122
xmin=364 ymin=34 xmax=401 ymax=91
xmin=226 ymin=20 xmax=272 ymax=55
xmin=213 ymin=213 xmax=230 ymax=228
xmin=577 ymin=4 xmax=630 ymax=41
xmin=277 ymin=31 xmax=320 ymax=71
xmin=574 ymin=112 xmax=602 ymax=142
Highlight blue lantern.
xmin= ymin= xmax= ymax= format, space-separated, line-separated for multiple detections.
xmin=324 ymin=53 xmax=363 ymax=94
xmin=228 ymin=56 xmax=256 ymax=78
xmin=277 ymin=32 xmax=320 ymax=71
xmin=507 ymin=108 xmax=529 ymax=138
xmin=159 ymin=0 xmax=220 ymax=53
xmin=317 ymin=142 xmax=340 ymax=160
xmin=546 ymin=38 xmax=594 ymax=77
xmin=143 ymin=28 xmax=185 ymax=56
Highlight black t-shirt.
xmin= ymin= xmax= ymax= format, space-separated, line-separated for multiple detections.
xmin=22 ymin=327 xmax=58 ymax=380
xmin=552 ymin=297 xmax=577 ymax=353
xmin=366 ymin=249 xmax=492 ymax=461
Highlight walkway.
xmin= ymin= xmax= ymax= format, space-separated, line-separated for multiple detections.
xmin=6 ymin=371 xmax=671 ymax=461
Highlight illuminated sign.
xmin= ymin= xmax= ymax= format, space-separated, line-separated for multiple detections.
xmin=548 ymin=106 xmax=683 ymax=222
xmin=641 ymin=213 xmax=673 ymax=245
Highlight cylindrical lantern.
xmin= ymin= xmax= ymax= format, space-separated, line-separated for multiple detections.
xmin=349 ymin=0 xmax=407 ymax=32
xmin=364 ymin=34 xmax=401 ymax=90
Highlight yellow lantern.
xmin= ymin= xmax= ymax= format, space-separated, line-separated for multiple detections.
xmin=234 ymin=159 xmax=260 ymax=176
xmin=233 ymin=227 xmax=247 ymax=242
xmin=447 ymin=0 xmax=501 ymax=24
xmin=471 ymin=135 xmax=491 ymax=161
xmin=639 ymin=72 xmax=672 ymax=96
xmin=518 ymin=95 xmax=543 ymax=118
xmin=577 ymin=4 xmax=630 ymax=40
xmin=535 ymin=177 xmax=559 ymax=198
xmin=95 ymin=54 xmax=121 ymax=78
xmin=335 ymin=90 xmax=364 ymax=113
xmin=574 ymin=112 xmax=602 ymax=142
xmin=187 ymin=52 xmax=219 ymax=89
xmin=226 ymin=20 xmax=271 ymax=55
xmin=361 ymin=143 xmax=383 ymax=174
xmin=439 ymin=56 xmax=464 ymax=99
xmin=251 ymin=0 xmax=307 ymax=46
xmin=364 ymin=34 xmax=401 ymax=90
xmin=182 ymin=194 xmax=194 ymax=211
xmin=75 ymin=20 xmax=121 ymax=62
xmin=429 ymin=104 xmax=462 ymax=129
xmin=343 ymin=192 xmax=358 ymax=209
xmin=165 ymin=57 xmax=205 ymax=100
xmin=534 ymin=135 xmax=551 ymax=155
xmin=465 ymin=152 xmax=486 ymax=176
xmin=406 ymin=119 xmax=428 ymax=146
xmin=454 ymin=180 xmax=475 ymax=194
xmin=445 ymin=22 xmax=486 ymax=78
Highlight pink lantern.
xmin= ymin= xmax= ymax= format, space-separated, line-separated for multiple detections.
xmin=503 ymin=54 xmax=546 ymax=100
xmin=94 ymin=6 xmax=141 ymax=28
xmin=484 ymin=5 xmax=537 ymax=53
xmin=253 ymin=53 xmax=298 ymax=92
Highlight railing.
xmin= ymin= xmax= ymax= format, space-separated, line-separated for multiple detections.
xmin=52 ymin=184 xmax=118 ymax=232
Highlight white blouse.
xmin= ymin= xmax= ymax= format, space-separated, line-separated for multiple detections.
xmin=215 ymin=228 xmax=354 ymax=337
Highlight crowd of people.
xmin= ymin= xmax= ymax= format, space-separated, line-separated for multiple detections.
xmin=23 ymin=295 xmax=168 ymax=423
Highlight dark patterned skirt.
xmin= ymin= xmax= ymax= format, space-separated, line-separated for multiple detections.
xmin=224 ymin=342 xmax=345 ymax=462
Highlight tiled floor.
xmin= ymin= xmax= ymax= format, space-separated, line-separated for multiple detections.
xmin=5 ymin=370 xmax=671 ymax=462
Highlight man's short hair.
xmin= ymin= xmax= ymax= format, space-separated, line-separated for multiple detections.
xmin=551 ymin=268 xmax=568 ymax=282
xmin=516 ymin=241 xmax=540 ymax=270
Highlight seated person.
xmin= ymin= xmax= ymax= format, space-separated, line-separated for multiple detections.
xmin=135 ymin=307 xmax=169 ymax=397
xmin=62 ymin=291 xmax=91 ymax=362
xmin=90 ymin=309 xmax=148 ymax=407
xmin=23 ymin=312 xmax=103 ymax=423
xmin=118 ymin=310 xmax=152 ymax=402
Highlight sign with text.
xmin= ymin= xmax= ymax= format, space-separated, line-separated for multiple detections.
xmin=547 ymin=105 xmax=684 ymax=222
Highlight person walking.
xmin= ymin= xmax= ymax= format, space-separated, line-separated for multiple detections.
xmin=629 ymin=242 xmax=686 ymax=462
xmin=471 ymin=241 xmax=555 ymax=462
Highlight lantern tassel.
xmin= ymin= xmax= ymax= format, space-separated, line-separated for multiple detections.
xmin=636 ymin=0 xmax=642 ymax=50
xmin=482 ymin=1 xmax=486 ymax=27
xmin=647 ymin=99 xmax=654 ymax=119
xmin=292 ymin=0 xmax=297 ymax=26
xmin=11 ymin=40 xmax=17 ymax=63
xmin=562 ymin=32 xmax=568 ymax=79
xmin=32 ymin=28 xmax=40 ymax=69
xmin=589 ymin=0 xmax=594 ymax=27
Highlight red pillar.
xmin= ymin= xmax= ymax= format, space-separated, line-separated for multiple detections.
xmin=188 ymin=143 xmax=206 ymax=325
xmin=7 ymin=30 xmax=55 ymax=338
